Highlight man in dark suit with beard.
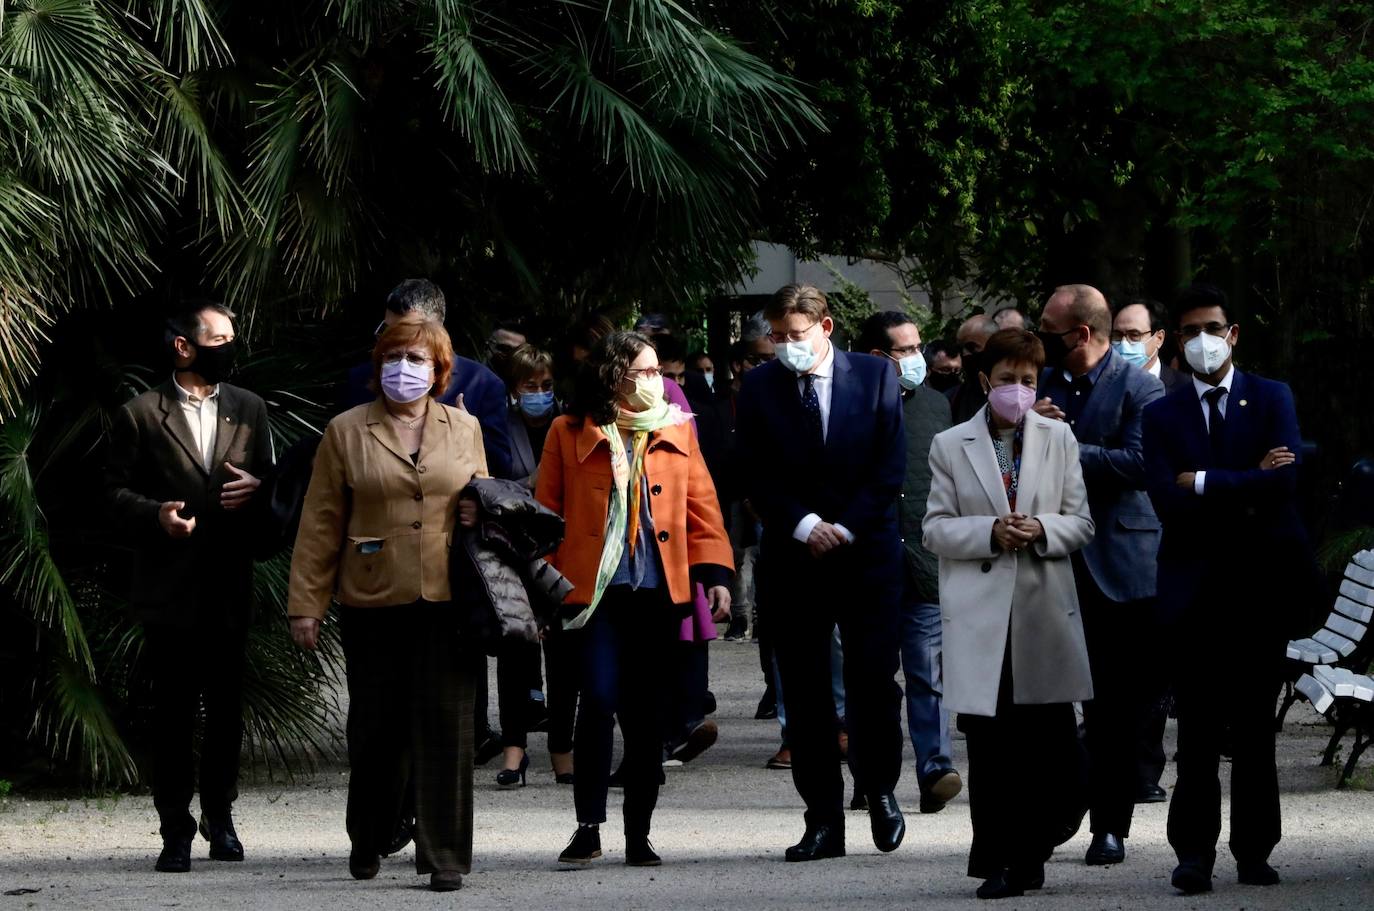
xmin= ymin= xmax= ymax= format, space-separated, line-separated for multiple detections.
xmin=1143 ymin=284 xmax=1308 ymax=895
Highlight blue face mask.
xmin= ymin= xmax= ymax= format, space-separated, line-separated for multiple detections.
xmin=1111 ymin=339 xmax=1149 ymax=368
xmin=519 ymin=390 xmax=555 ymax=418
xmin=893 ymin=354 xmax=927 ymax=391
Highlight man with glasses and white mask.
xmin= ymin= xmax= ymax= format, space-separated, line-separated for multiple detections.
xmin=856 ymin=311 xmax=963 ymax=815
xmin=1112 ymin=298 xmax=1191 ymax=392
xmin=737 ymin=285 xmax=907 ymax=864
xmin=1142 ymin=283 xmax=1309 ymax=895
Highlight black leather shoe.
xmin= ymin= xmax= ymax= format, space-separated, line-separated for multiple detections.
xmin=625 ymin=836 xmax=662 ymax=867
xmin=1135 ymin=783 xmax=1168 ymax=803
xmin=155 ymin=834 xmax=192 ymax=873
xmin=429 ymin=871 xmax=463 ymax=891
xmin=198 ymin=811 xmax=244 ymax=861
xmin=1011 ymin=863 xmax=1045 ymax=890
xmin=867 ymin=793 xmax=905 ymax=852
xmin=976 ymin=871 xmax=1024 ymax=900
xmin=1171 ymin=861 xmax=1213 ymax=894
xmin=920 ymin=769 xmax=963 ymax=814
xmin=349 ymin=848 xmax=380 ymax=880
xmin=558 ymin=825 xmax=602 ymax=865
xmin=1085 ymin=832 xmax=1125 ymax=866
xmin=1237 ymin=860 xmax=1281 ymax=886
xmin=785 ymin=825 xmax=845 ymax=862
xmin=849 ymin=791 xmax=868 ymax=811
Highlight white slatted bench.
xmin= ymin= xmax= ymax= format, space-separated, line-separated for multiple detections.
xmin=1277 ymin=550 xmax=1374 ymax=726
xmin=1294 ymin=665 xmax=1374 ymax=787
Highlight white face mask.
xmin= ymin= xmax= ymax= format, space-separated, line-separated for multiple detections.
xmin=776 ymin=340 xmax=819 ymax=374
xmin=702 ymin=373 xmax=715 ymax=391
xmin=1111 ymin=339 xmax=1149 ymax=369
xmin=1183 ymin=331 xmax=1231 ymax=376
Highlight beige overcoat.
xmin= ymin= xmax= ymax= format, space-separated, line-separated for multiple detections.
xmin=923 ymin=406 xmax=1095 ymax=717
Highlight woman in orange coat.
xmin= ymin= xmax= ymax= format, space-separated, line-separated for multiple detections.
xmin=536 ymin=331 xmax=733 ymax=868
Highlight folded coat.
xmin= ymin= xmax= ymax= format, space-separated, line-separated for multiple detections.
xmin=452 ymin=477 xmax=571 ymax=655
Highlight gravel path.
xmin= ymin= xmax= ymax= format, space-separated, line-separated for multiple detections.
xmin=2 ymin=642 xmax=1373 ymax=909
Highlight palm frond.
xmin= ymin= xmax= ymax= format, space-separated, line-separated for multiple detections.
xmin=32 ymin=650 xmax=137 ymax=784
xmin=427 ymin=0 xmax=534 ymax=174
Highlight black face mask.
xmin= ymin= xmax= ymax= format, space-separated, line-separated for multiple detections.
xmin=182 ymin=340 xmax=237 ymax=384
xmin=1036 ymin=329 xmax=1076 ymax=368
xmin=928 ymin=371 xmax=961 ymax=393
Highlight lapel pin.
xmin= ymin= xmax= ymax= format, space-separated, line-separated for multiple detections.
xmin=1239 ymin=399 xmax=1247 ymax=407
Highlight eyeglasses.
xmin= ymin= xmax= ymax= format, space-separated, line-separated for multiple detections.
xmin=373 ymin=320 xmax=388 ymax=338
xmin=625 ymin=366 xmax=662 ymax=379
xmin=1178 ymin=322 xmax=1233 ymax=340
xmin=886 ymin=344 xmax=923 ymax=359
xmin=768 ymin=323 xmax=817 ymax=344
xmin=959 ymin=342 xmax=982 ymax=356
xmin=744 ymin=353 xmax=775 ymax=366
xmin=1110 ymin=329 xmax=1161 ymax=343
xmin=382 ymin=352 xmax=433 ymax=366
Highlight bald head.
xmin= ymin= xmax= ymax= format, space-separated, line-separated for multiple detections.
xmin=956 ymin=315 xmax=1000 ymax=354
xmin=1044 ymin=284 xmax=1111 ymax=339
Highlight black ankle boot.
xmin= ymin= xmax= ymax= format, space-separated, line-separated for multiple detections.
xmin=625 ymin=836 xmax=661 ymax=867
xmin=558 ymin=825 xmax=601 ymax=864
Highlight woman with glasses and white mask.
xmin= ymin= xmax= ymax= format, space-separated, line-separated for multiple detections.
xmin=287 ymin=313 xmax=487 ymax=893
xmin=536 ymin=331 xmax=733 ymax=868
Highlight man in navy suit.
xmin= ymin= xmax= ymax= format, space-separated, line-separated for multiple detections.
xmin=1143 ymin=284 xmax=1306 ymax=895
xmin=1036 ymin=284 xmax=1166 ymax=866
xmin=737 ymin=284 xmax=907 ymax=863
xmin=338 ymin=278 xmax=513 ymax=480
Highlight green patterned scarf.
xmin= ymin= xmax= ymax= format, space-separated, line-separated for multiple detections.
xmin=563 ymin=396 xmax=688 ymax=630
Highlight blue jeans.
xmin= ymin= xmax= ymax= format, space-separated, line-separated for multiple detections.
xmin=901 ymin=598 xmax=953 ymax=788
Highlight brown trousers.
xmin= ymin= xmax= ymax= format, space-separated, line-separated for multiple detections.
xmin=340 ymin=602 xmax=476 ymax=874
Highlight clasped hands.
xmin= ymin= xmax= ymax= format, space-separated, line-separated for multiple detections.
xmin=806 ymin=521 xmax=849 ymax=559
xmin=992 ymin=513 xmax=1043 ymax=553
xmin=1175 ymin=446 xmax=1294 ymax=490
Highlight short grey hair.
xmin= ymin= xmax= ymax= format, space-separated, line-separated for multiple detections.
xmin=386 ymin=278 xmax=446 ymax=323
xmin=740 ymin=311 xmax=771 ymax=343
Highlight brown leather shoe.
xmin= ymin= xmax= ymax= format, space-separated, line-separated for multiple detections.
xmin=838 ymin=730 xmax=849 ymax=762
xmin=766 ymin=747 xmax=792 ymax=770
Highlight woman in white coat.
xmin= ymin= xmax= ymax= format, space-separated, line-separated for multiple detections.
xmin=923 ymin=329 xmax=1095 ymax=900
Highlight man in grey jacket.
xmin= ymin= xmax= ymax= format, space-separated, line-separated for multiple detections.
xmin=858 ymin=312 xmax=962 ymax=813
xmin=1036 ymin=284 xmax=1166 ymax=867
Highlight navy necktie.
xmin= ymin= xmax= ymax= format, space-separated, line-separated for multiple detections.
xmin=1204 ymin=386 xmax=1226 ymax=459
xmin=800 ymin=373 xmax=824 ymax=448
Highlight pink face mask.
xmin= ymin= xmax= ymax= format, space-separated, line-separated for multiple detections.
xmin=987 ymin=383 xmax=1037 ymax=424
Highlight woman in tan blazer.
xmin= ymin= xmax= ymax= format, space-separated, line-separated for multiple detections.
xmin=923 ymin=329 xmax=1095 ymax=900
xmin=287 ymin=313 xmax=487 ymax=893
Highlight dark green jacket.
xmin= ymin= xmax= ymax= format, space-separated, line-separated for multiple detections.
xmin=900 ymin=384 xmax=952 ymax=602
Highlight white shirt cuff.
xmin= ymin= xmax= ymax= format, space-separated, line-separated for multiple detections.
xmin=1194 ymin=470 xmax=1206 ymax=495
xmin=794 ymin=513 xmax=822 ymax=543
xmin=833 ymin=523 xmax=855 ymax=544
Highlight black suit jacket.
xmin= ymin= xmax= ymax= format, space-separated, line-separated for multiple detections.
xmin=1143 ymin=369 xmax=1310 ymax=626
xmin=737 ymin=350 xmax=905 ymax=590
xmin=106 ymin=380 xmax=274 ymax=627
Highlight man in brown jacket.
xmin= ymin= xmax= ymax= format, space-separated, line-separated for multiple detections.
xmin=106 ymin=301 xmax=273 ymax=873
